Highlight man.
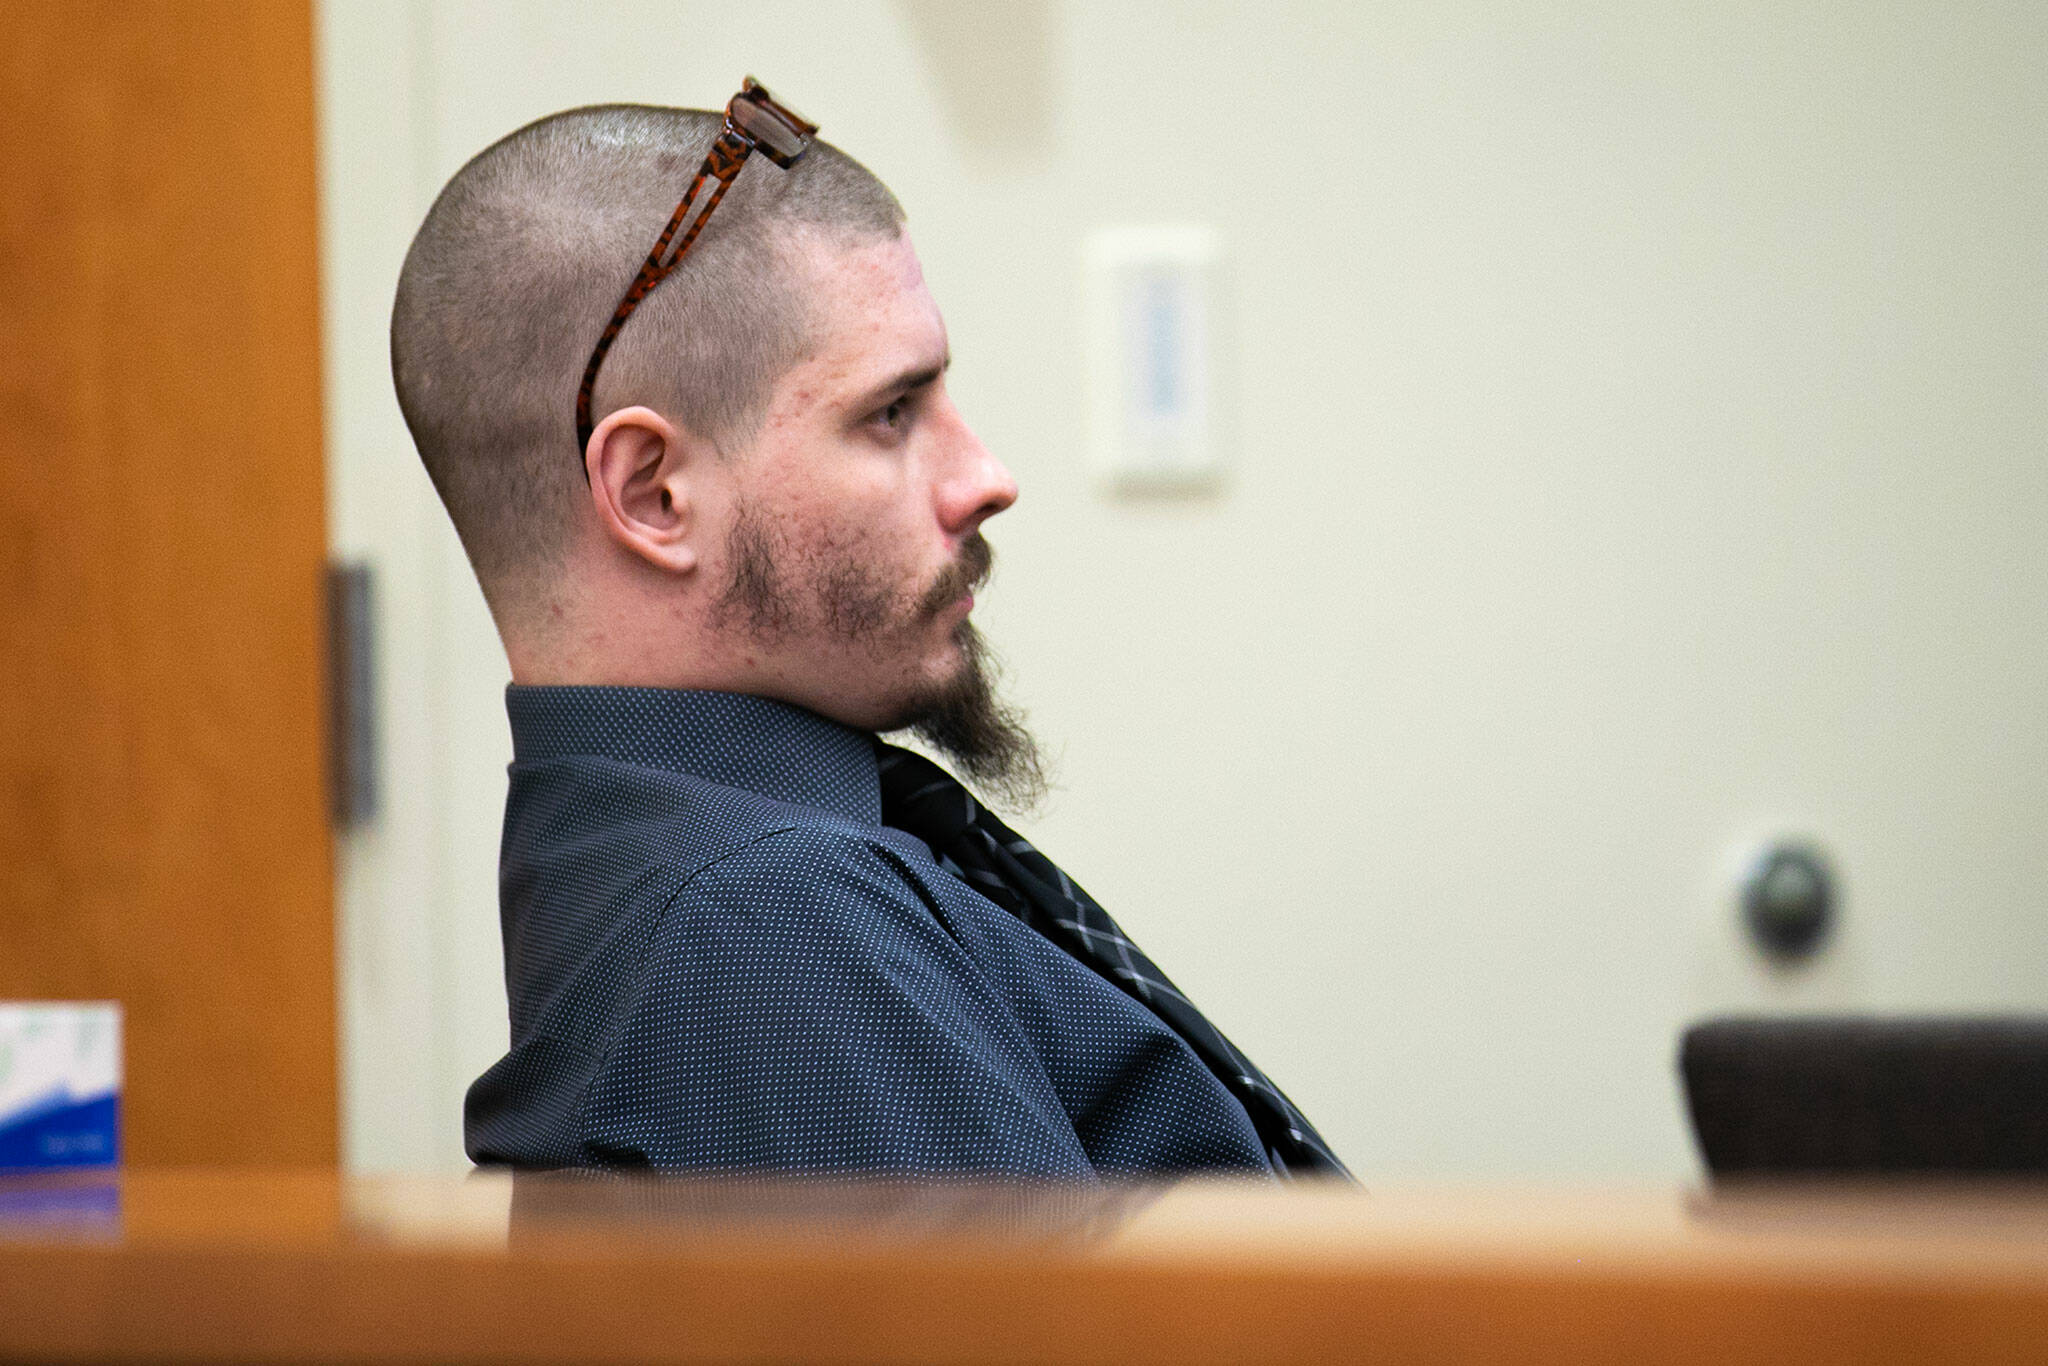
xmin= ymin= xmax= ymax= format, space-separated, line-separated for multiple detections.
xmin=391 ymin=82 xmax=1345 ymax=1179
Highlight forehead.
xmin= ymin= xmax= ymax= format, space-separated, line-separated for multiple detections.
xmin=785 ymin=229 xmax=947 ymax=399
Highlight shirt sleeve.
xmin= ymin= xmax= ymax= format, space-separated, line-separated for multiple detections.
xmin=573 ymin=827 xmax=1097 ymax=1177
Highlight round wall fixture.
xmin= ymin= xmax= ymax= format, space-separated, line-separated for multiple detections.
xmin=1741 ymin=841 xmax=1836 ymax=961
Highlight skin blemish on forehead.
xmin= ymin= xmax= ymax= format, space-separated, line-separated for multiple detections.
xmin=816 ymin=234 xmax=943 ymax=341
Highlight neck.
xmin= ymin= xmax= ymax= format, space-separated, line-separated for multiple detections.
xmin=499 ymin=556 xmax=716 ymax=689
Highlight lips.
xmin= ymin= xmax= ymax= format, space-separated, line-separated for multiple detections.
xmin=921 ymin=535 xmax=994 ymax=616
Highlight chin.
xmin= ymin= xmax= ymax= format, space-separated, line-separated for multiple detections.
xmin=812 ymin=622 xmax=977 ymax=734
xmin=862 ymin=652 xmax=968 ymax=735
xmin=829 ymin=676 xmax=938 ymax=735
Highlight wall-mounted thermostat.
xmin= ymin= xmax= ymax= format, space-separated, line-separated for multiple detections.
xmin=1083 ymin=225 xmax=1224 ymax=493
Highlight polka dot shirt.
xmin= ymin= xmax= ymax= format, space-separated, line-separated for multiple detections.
xmin=467 ymin=686 xmax=1275 ymax=1180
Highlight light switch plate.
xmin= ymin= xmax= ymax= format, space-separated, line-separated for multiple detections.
xmin=1083 ymin=225 xmax=1225 ymax=493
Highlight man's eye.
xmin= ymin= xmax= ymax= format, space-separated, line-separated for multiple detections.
xmin=872 ymin=398 xmax=910 ymax=430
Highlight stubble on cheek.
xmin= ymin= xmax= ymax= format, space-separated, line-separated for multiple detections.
xmin=817 ymin=555 xmax=901 ymax=639
xmin=711 ymin=504 xmax=796 ymax=640
xmin=712 ymin=499 xmax=930 ymax=659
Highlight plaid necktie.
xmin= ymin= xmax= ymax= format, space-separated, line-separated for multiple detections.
xmin=875 ymin=742 xmax=1350 ymax=1178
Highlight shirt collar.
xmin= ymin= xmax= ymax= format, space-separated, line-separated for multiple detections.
xmin=505 ymin=685 xmax=882 ymax=826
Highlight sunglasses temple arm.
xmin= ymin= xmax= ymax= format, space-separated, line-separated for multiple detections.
xmin=660 ymin=132 xmax=750 ymax=269
xmin=573 ymin=131 xmax=754 ymax=462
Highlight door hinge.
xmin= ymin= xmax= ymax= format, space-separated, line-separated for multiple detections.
xmin=326 ymin=560 xmax=378 ymax=828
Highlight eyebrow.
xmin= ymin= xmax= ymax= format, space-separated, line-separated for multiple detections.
xmin=848 ymin=353 xmax=950 ymax=413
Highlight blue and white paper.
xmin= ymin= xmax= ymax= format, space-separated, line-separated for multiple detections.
xmin=0 ymin=1003 xmax=121 ymax=1169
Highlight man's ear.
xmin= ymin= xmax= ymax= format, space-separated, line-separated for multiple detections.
xmin=585 ymin=405 xmax=706 ymax=575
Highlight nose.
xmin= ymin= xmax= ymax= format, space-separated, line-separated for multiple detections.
xmin=935 ymin=400 xmax=1017 ymax=538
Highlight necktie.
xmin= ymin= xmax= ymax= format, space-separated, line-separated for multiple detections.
xmin=874 ymin=742 xmax=1350 ymax=1178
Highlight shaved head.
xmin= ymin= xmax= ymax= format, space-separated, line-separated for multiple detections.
xmin=391 ymin=104 xmax=903 ymax=615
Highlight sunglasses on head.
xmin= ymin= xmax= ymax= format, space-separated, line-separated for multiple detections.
xmin=574 ymin=78 xmax=818 ymax=464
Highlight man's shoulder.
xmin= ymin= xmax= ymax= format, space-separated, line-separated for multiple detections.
xmin=668 ymin=819 xmax=947 ymax=941
xmin=503 ymin=749 xmax=929 ymax=902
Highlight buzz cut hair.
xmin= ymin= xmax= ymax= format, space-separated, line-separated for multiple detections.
xmin=390 ymin=103 xmax=905 ymax=613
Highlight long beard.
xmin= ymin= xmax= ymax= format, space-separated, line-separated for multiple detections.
xmin=895 ymin=620 xmax=1047 ymax=814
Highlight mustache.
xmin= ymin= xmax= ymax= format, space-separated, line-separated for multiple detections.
xmin=919 ymin=534 xmax=994 ymax=615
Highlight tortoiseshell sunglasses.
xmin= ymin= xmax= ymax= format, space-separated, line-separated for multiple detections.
xmin=574 ymin=77 xmax=818 ymax=460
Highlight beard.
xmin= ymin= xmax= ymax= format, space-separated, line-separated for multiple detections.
xmin=716 ymin=503 xmax=1048 ymax=813
xmin=900 ymin=618 xmax=1047 ymax=813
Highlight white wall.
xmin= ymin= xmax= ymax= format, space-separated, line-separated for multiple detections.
xmin=318 ymin=0 xmax=2048 ymax=1177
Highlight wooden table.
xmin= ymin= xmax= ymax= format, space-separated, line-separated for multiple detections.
xmin=1 ymin=1169 xmax=2046 ymax=1363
